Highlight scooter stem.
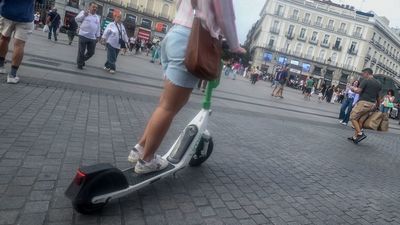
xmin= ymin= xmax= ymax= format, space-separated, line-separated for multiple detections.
xmin=202 ymin=62 xmax=222 ymax=110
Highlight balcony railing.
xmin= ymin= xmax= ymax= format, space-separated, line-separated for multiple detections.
xmin=320 ymin=42 xmax=330 ymax=48
xmin=352 ymin=32 xmax=362 ymax=38
xmin=305 ymin=54 xmax=314 ymax=60
xmin=289 ymin=15 xmax=299 ymax=21
xmin=297 ymin=36 xmax=307 ymax=42
xmin=348 ymin=48 xmax=358 ymax=55
xmin=343 ymin=64 xmax=354 ymax=71
xmin=285 ymin=33 xmax=295 ymax=40
xmin=337 ymin=28 xmax=347 ymax=34
xmin=314 ymin=22 xmax=323 ymax=27
xmin=302 ymin=18 xmax=311 ymax=24
xmin=309 ymin=39 xmax=318 ymax=45
xmin=274 ymin=11 xmax=284 ymax=16
xmin=270 ymin=28 xmax=280 ymax=34
xmin=332 ymin=45 xmax=342 ymax=51
xmin=326 ymin=25 xmax=334 ymax=31
xmin=316 ymin=57 xmax=325 ymax=63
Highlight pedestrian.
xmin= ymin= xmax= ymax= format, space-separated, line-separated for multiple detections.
xmin=129 ymin=36 xmax=135 ymax=53
xmin=271 ymin=66 xmax=288 ymax=98
xmin=101 ymin=9 xmax=128 ymax=74
xmin=0 ymin=0 xmax=36 ymax=84
xmin=66 ymin=17 xmax=78 ymax=45
xmin=325 ymin=85 xmax=334 ymax=103
xmin=46 ymin=8 xmax=60 ymax=41
xmin=150 ymin=41 xmax=161 ymax=63
xmin=348 ymin=68 xmax=382 ymax=143
xmin=135 ymin=38 xmax=141 ymax=54
xmin=127 ymin=0 xmax=245 ymax=174
xmin=379 ymin=89 xmax=395 ymax=114
xmin=339 ymin=80 xmax=359 ymax=125
xmin=250 ymin=66 xmax=259 ymax=85
xmin=304 ymin=76 xmax=314 ymax=101
xmin=75 ymin=2 xmax=100 ymax=69
xmin=34 ymin=11 xmax=41 ymax=30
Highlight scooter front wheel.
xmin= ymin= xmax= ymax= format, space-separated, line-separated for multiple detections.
xmin=189 ymin=137 xmax=213 ymax=167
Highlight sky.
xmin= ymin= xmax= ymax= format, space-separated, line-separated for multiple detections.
xmin=234 ymin=0 xmax=400 ymax=44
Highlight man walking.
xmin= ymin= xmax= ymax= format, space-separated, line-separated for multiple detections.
xmin=271 ymin=66 xmax=288 ymax=98
xmin=46 ymin=8 xmax=60 ymax=41
xmin=75 ymin=2 xmax=100 ymax=69
xmin=0 ymin=0 xmax=36 ymax=84
xmin=304 ymin=76 xmax=314 ymax=101
xmin=348 ymin=68 xmax=382 ymax=143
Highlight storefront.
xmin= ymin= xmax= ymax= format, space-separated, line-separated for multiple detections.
xmin=137 ymin=27 xmax=151 ymax=41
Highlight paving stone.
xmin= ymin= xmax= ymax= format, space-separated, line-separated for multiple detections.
xmin=17 ymin=213 xmax=46 ymax=225
xmin=23 ymin=201 xmax=50 ymax=213
xmin=0 ymin=210 xmax=19 ymax=225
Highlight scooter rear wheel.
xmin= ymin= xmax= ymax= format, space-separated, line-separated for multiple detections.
xmin=189 ymin=137 xmax=213 ymax=167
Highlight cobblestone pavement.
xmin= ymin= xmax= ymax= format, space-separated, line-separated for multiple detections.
xmin=0 ymin=31 xmax=400 ymax=225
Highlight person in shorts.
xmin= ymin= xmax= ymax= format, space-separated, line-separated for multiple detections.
xmin=348 ymin=68 xmax=382 ymax=143
xmin=271 ymin=66 xmax=288 ymax=98
xmin=127 ymin=0 xmax=246 ymax=174
xmin=0 ymin=0 xmax=35 ymax=84
xmin=304 ymin=76 xmax=314 ymax=101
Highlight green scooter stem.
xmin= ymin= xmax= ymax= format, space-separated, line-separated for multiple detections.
xmin=202 ymin=63 xmax=222 ymax=110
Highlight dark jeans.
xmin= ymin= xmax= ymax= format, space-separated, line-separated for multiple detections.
xmin=67 ymin=31 xmax=76 ymax=44
xmin=77 ymin=35 xmax=97 ymax=66
xmin=339 ymin=97 xmax=354 ymax=123
xmin=48 ymin=25 xmax=57 ymax=40
xmin=104 ymin=43 xmax=120 ymax=70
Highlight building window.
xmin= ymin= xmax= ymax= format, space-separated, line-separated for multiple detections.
xmin=327 ymin=19 xmax=334 ymax=30
xmin=288 ymin=25 xmax=294 ymax=35
xmin=275 ymin=5 xmax=284 ymax=16
xmin=295 ymin=43 xmax=303 ymax=54
xmin=349 ymin=41 xmax=357 ymax=52
xmin=299 ymin=28 xmax=306 ymax=38
xmin=306 ymin=46 xmax=314 ymax=57
xmin=302 ymin=63 xmax=311 ymax=72
xmin=346 ymin=56 xmax=353 ymax=65
xmin=340 ymin=23 xmax=346 ymax=30
xmin=319 ymin=50 xmax=325 ymax=58
xmin=292 ymin=9 xmax=299 ymax=20
xmin=304 ymin=13 xmax=310 ymax=23
xmin=334 ymin=37 xmax=342 ymax=48
xmin=331 ymin=53 xmax=337 ymax=63
xmin=263 ymin=52 xmax=273 ymax=61
xmin=161 ymin=4 xmax=169 ymax=18
xmin=278 ymin=56 xmax=288 ymax=65
xmin=315 ymin=16 xmax=322 ymax=26
xmin=268 ymin=36 xmax=275 ymax=48
xmin=311 ymin=31 xmax=318 ymax=41
xmin=323 ymin=34 xmax=329 ymax=44
xmin=141 ymin=18 xmax=152 ymax=29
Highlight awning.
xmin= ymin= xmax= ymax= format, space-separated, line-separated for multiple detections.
xmin=137 ymin=27 xmax=151 ymax=41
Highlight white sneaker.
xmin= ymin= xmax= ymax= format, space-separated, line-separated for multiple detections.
xmin=7 ymin=75 xmax=19 ymax=84
xmin=109 ymin=70 xmax=115 ymax=74
xmin=103 ymin=67 xmax=110 ymax=71
xmin=341 ymin=122 xmax=347 ymax=125
xmin=128 ymin=147 xmax=142 ymax=163
xmin=134 ymin=155 xmax=168 ymax=174
xmin=0 ymin=66 xmax=6 ymax=74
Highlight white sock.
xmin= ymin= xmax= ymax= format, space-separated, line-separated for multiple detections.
xmin=134 ymin=144 xmax=144 ymax=153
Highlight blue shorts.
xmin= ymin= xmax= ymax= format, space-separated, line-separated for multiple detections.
xmin=160 ymin=25 xmax=199 ymax=88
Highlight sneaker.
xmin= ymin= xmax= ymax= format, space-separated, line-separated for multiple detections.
xmin=0 ymin=66 xmax=6 ymax=74
xmin=77 ymin=65 xmax=83 ymax=70
xmin=134 ymin=155 xmax=168 ymax=174
xmin=354 ymin=132 xmax=367 ymax=143
xmin=341 ymin=122 xmax=347 ymax=125
xmin=7 ymin=75 xmax=19 ymax=84
xmin=127 ymin=147 xmax=142 ymax=163
xmin=109 ymin=70 xmax=115 ymax=74
xmin=103 ymin=67 xmax=110 ymax=71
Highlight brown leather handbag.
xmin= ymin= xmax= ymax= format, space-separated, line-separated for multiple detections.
xmin=184 ymin=0 xmax=222 ymax=81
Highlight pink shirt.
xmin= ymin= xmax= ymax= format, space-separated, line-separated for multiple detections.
xmin=173 ymin=0 xmax=240 ymax=51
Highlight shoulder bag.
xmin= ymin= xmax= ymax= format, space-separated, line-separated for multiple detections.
xmin=115 ymin=23 xmax=126 ymax=49
xmin=184 ymin=0 xmax=222 ymax=81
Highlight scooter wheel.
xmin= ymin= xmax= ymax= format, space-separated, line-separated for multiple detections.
xmin=189 ymin=137 xmax=213 ymax=167
xmin=73 ymin=202 xmax=107 ymax=214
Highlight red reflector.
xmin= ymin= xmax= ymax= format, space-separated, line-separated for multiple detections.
xmin=74 ymin=169 xmax=86 ymax=185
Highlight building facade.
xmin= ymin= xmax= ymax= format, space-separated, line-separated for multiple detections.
xmin=53 ymin=0 xmax=176 ymax=42
xmin=246 ymin=0 xmax=400 ymax=88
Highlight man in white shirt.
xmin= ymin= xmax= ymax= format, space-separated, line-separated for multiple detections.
xmin=75 ymin=2 xmax=100 ymax=69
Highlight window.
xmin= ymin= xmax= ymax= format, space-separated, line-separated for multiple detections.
xmin=349 ymin=41 xmax=357 ymax=52
xmin=295 ymin=43 xmax=303 ymax=53
xmin=273 ymin=20 xmax=280 ymax=30
xmin=292 ymin=9 xmax=299 ymax=19
xmin=328 ymin=19 xmax=334 ymax=28
xmin=276 ymin=5 xmax=284 ymax=15
xmin=263 ymin=52 xmax=273 ymax=61
xmin=334 ymin=37 xmax=342 ymax=48
xmin=331 ymin=53 xmax=337 ymax=62
xmin=307 ymin=46 xmax=314 ymax=57
xmin=356 ymin=26 xmax=362 ymax=34
xmin=323 ymin=34 xmax=330 ymax=44
xmin=268 ymin=36 xmax=275 ymax=47
xmin=316 ymin=16 xmax=322 ymax=25
xmin=302 ymin=63 xmax=311 ymax=72
xmin=311 ymin=31 xmax=318 ymax=41
xmin=299 ymin=28 xmax=306 ymax=38
xmin=372 ymin=32 xmax=376 ymax=40
xmin=287 ymin=25 xmax=294 ymax=35
xmin=346 ymin=56 xmax=353 ymax=65
xmin=340 ymin=23 xmax=346 ymax=30
xmin=319 ymin=50 xmax=325 ymax=58
xmin=304 ymin=13 xmax=310 ymax=22
xmin=141 ymin=18 xmax=152 ymax=29
xmin=278 ymin=56 xmax=288 ymax=65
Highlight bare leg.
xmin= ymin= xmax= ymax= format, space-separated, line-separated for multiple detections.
xmin=12 ymin=39 xmax=26 ymax=66
xmin=140 ymin=81 xmax=193 ymax=162
xmin=351 ymin=119 xmax=361 ymax=137
xmin=0 ymin=35 xmax=10 ymax=58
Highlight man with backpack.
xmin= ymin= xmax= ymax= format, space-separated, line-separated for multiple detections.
xmin=46 ymin=8 xmax=61 ymax=41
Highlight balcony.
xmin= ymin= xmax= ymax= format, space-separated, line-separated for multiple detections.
xmin=285 ymin=33 xmax=295 ymax=40
xmin=348 ymin=48 xmax=358 ymax=55
xmin=309 ymin=39 xmax=318 ymax=45
xmin=332 ymin=45 xmax=342 ymax=51
xmin=265 ymin=45 xmax=275 ymax=50
xmin=314 ymin=22 xmax=323 ymax=27
xmin=337 ymin=28 xmax=347 ymax=34
xmin=270 ymin=28 xmax=280 ymax=35
xmin=365 ymin=54 xmax=371 ymax=60
xmin=297 ymin=36 xmax=307 ymax=42
xmin=289 ymin=15 xmax=299 ymax=21
xmin=293 ymin=51 xmax=302 ymax=57
xmin=302 ymin=18 xmax=311 ymax=24
xmin=304 ymin=54 xmax=314 ymax=60
xmin=316 ymin=57 xmax=325 ymax=63
xmin=159 ymin=13 xmax=169 ymax=20
xmin=326 ymin=25 xmax=334 ymax=31
xmin=352 ymin=32 xmax=362 ymax=38
xmin=343 ymin=64 xmax=354 ymax=71
xmin=320 ymin=42 xmax=330 ymax=48
xmin=274 ymin=11 xmax=284 ymax=17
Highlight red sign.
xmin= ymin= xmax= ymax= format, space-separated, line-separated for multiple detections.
xmin=137 ymin=27 xmax=151 ymax=41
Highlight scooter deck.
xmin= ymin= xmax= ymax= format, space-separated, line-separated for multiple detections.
xmin=123 ymin=164 xmax=175 ymax=185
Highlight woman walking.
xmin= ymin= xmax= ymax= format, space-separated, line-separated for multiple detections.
xmin=127 ymin=0 xmax=245 ymax=174
xmin=101 ymin=10 xmax=128 ymax=74
xmin=339 ymin=80 xmax=359 ymax=125
xmin=380 ymin=89 xmax=395 ymax=114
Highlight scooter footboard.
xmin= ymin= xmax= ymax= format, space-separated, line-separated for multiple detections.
xmin=167 ymin=125 xmax=198 ymax=164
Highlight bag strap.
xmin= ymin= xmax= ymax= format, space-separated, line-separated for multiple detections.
xmin=115 ymin=23 xmax=123 ymax=39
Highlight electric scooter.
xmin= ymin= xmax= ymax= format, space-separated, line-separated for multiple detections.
xmin=65 ymin=78 xmax=220 ymax=214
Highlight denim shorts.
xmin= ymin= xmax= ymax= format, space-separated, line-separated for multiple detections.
xmin=160 ymin=25 xmax=199 ymax=88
